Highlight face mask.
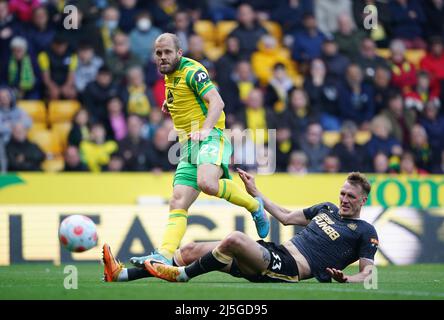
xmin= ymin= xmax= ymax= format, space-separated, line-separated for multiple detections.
xmin=106 ymin=20 xmax=118 ymax=30
xmin=137 ymin=18 xmax=151 ymax=31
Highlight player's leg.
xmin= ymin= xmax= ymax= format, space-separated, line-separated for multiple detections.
xmin=174 ymin=241 xmax=221 ymax=266
xmin=130 ymin=182 xmax=200 ymax=267
xmin=145 ymin=231 xmax=270 ymax=282
xmin=196 ymin=129 xmax=269 ymax=238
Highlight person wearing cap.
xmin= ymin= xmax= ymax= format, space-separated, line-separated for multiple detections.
xmin=3 ymin=36 xmax=41 ymax=99
xmin=37 ymin=34 xmax=78 ymax=100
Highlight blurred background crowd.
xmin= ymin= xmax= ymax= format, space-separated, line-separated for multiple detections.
xmin=0 ymin=0 xmax=444 ymax=175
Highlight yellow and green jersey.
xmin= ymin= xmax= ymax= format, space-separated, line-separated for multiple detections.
xmin=165 ymin=57 xmax=225 ymax=141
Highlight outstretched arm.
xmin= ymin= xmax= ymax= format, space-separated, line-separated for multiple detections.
xmin=237 ymin=168 xmax=309 ymax=226
xmin=326 ymin=258 xmax=374 ymax=283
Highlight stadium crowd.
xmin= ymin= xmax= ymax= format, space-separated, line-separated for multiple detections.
xmin=1 ymin=0 xmax=444 ymax=174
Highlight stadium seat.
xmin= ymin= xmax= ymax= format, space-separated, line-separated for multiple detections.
xmin=48 ymin=100 xmax=81 ymax=124
xmin=51 ymin=122 xmax=72 ymax=150
xmin=204 ymin=42 xmax=225 ymax=61
xmin=28 ymin=128 xmax=63 ymax=156
xmin=194 ymin=20 xmax=216 ymax=43
xmin=261 ymin=21 xmax=283 ymax=42
xmin=376 ymin=48 xmax=426 ymax=68
xmin=355 ymin=130 xmax=371 ymax=145
xmin=216 ymin=20 xmax=238 ymax=45
xmin=41 ymin=157 xmax=64 ymax=172
xmin=322 ymin=131 xmax=340 ymax=147
xmin=17 ymin=100 xmax=47 ymax=123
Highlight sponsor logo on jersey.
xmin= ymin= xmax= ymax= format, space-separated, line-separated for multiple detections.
xmin=347 ymin=223 xmax=358 ymax=231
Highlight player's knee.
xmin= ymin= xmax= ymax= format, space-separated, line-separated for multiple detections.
xmin=220 ymin=231 xmax=245 ymax=251
xmin=197 ymin=178 xmax=218 ymax=196
xmin=179 ymin=242 xmax=197 ymax=264
xmin=169 ymin=192 xmax=185 ymax=209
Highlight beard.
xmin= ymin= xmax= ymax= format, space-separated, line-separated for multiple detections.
xmin=159 ymin=55 xmax=181 ymax=74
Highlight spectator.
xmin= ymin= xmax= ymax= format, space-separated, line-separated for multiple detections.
xmin=388 ymin=39 xmax=417 ymax=94
xmin=315 ymin=0 xmax=354 ymax=35
xmin=420 ymin=37 xmax=444 ymax=100
xmin=303 ymin=58 xmax=340 ymax=130
xmin=129 ymin=11 xmax=162 ymax=65
xmin=431 ymin=149 xmax=444 ymax=173
xmin=405 ymin=71 xmax=440 ymax=113
xmin=338 ymin=63 xmax=375 ymax=129
xmin=355 ymin=38 xmax=390 ymax=84
xmin=372 ymin=66 xmax=392 ymax=114
xmin=99 ymin=6 xmax=121 ymax=54
xmin=418 ymin=100 xmax=444 ymax=156
xmin=4 ymin=36 xmax=41 ymax=99
xmin=231 ymin=60 xmax=258 ymax=106
xmin=118 ymin=114 xmax=152 ymax=171
xmin=118 ymin=0 xmax=140 ymax=33
xmin=8 ymin=0 xmax=40 ymax=23
xmin=423 ymin=0 xmax=444 ymax=39
xmin=365 ymin=115 xmax=402 ymax=159
xmin=388 ymin=0 xmax=426 ymax=49
xmin=25 ymin=5 xmax=55 ymax=55
xmin=380 ymin=91 xmax=416 ymax=147
xmin=399 ymin=151 xmax=428 ymax=174
xmin=372 ymin=151 xmax=390 ymax=173
xmin=105 ymin=96 xmax=127 ymax=141
xmin=323 ymin=154 xmax=341 ymax=173
xmin=291 ymin=13 xmax=326 ymax=64
xmin=120 ymin=65 xmax=154 ymax=118
xmin=0 ymin=87 xmax=32 ymax=144
xmin=63 ymin=145 xmax=88 ymax=172
xmin=82 ymin=66 xmax=119 ymax=124
xmin=149 ymin=125 xmax=176 ymax=172
xmin=168 ymin=10 xmax=193 ymax=53
xmin=331 ymin=121 xmax=369 ymax=172
xmin=287 ymin=150 xmax=308 ymax=174
xmin=409 ymin=124 xmax=433 ymax=172
xmin=38 ymin=35 xmax=77 ymax=100
xmin=251 ymin=35 xmax=298 ymax=87
xmin=185 ymin=34 xmax=211 ymax=68
xmin=228 ymin=3 xmax=268 ymax=59
xmin=142 ymin=107 xmax=164 ymax=140
xmin=105 ymin=152 xmax=124 ymax=172
xmin=145 ymin=0 xmax=177 ymax=31
xmin=105 ymin=32 xmax=142 ymax=85
xmin=320 ymin=36 xmax=350 ymax=82
xmin=282 ymin=87 xmax=318 ymax=139
xmin=270 ymin=0 xmax=313 ymax=36
xmin=275 ymin=127 xmax=297 ymax=172
xmin=68 ymin=108 xmax=90 ymax=147
xmin=229 ymin=122 xmax=257 ymax=172
xmin=206 ymin=0 xmax=237 ymax=22
xmin=264 ymin=63 xmax=295 ymax=114
xmin=6 ymin=122 xmax=44 ymax=171
xmin=74 ymin=43 xmax=103 ymax=94
xmin=333 ymin=13 xmax=367 ymax=59
xmin=0 ymin=0 xmax=21 ymax=65
xmin=80 ymin=122 xmax=118 ymax=172
xmin=299 ymin=122 xmax=330 ymax=172
xmin=237 ymin=88 xmax=274 ymax=145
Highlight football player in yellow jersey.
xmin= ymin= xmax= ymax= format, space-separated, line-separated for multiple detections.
xmin=126 ymin=33 xmax=270 ymax=268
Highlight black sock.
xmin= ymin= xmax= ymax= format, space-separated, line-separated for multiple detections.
xmin=184 ymin=251 xmax=228 ymax=278
xmin=127 ymin=268 xmax=152 ymax=281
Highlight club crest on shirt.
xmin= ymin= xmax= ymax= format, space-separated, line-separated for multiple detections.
xmin=370 ymin=238 xmax=379 ymax=247
xmin=167 ymin=89 xmax=174 ymax=104
xmin=347 ymin=223 xmax=357 ymax=231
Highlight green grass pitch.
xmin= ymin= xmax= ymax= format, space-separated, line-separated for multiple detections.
xmin=0 ymin=263 xmax=443 ymax=300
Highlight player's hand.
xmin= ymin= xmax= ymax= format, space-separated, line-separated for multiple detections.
xmin=189 ymin=128 xmax=210 ymax=141
xmin=326 ymin=268 xmax=348 ymax=283
xmin=237 ymin=168 xmax=259 ymax=197
xmin=161 ymin=100 xmax=169 ymax=114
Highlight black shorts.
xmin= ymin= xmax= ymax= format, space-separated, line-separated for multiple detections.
xmin=229 ymin=240 xmax=299 ymax=283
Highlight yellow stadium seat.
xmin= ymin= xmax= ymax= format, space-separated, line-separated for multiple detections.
xmin=216 ymin=20 xmax=238 ymax=45
xmin=204 ymin=42 xmax=225 ymax=61
xmin=52 ymin=122 xmax=72 ymax=150
xmin=17 ymin=100 xmax=47 ymax=123
xmin=323 ymin=131 xmax=340 ymax=147
xmin=28 ymin=128 xmax=63 ymax=156
xmin=194 ymin=20 xmax=216 ymax=43
xmin=405 ymin=49 xmax=426 ymax=68
xmin=30 ymin=122 xmax=48 ymax=131
xmin=48 ymin=100 xmax=81 ymax=124
xmin=356 ymin=130 xmax=371 ymax=145
xmin=261 ymin=21 xmax=282 ymax=42
xmin=41 ymin=157 xmax=65 ymax=172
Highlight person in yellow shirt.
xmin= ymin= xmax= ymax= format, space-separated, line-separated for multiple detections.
xmin=79 ymin=122 xmax=118 ymax=172
xmin=102 ymin=33 xmax=269 ymax=280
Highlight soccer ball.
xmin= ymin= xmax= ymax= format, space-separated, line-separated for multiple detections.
xmin=59 ymin=215 xmax=98 ymax=252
